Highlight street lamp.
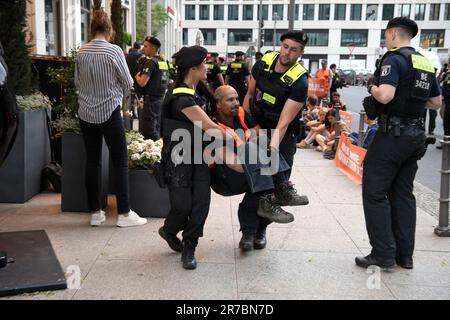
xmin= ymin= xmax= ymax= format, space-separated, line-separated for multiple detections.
xmin=273 ymin=12 xmax=279 ymax=52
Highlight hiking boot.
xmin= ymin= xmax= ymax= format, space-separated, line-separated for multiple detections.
xmin=254 ymin=226 xmax=267 ymax=250
xmin=239 ymin=233 xmax=254 ymax=251
xmin=158 ymin=226 xmax=183 ymax=253
xmin=257 ymin=194 xmax=294 ymax=224
xmin=181 ymin=240 xmax=197 ymax=270
xmin=275 ymin=182 xmax=309 ymax=206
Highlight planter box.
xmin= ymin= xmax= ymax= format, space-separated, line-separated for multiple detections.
xmin=129 ymin=169 xmax=170 ymax=218
xmin=61 ymin=132 xmax=109 ymax=212
xmin=0 ymin=110 xmax=51 ymax=203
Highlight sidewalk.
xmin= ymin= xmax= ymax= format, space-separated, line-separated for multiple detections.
xmin=1 ymin=149 xmax=450 ymax=300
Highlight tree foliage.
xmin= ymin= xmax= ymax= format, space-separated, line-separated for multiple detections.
xmin=110 ymin=0 xmax=123 ymax=48
xmin=136 ymin=0 xmax=169 ymax=41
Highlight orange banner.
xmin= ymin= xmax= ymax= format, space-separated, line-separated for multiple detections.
xmin=335 ymin=133 xmax=367 ymax=185
xmin=307 ymin=78 xmax=328 ymax=98
xmin=339 ymin=110 xmax=353 ymax=128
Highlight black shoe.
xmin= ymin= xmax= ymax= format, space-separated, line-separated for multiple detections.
xmin=254 ymin=227 xmax=267 ymax=250
xmin=239 ymin=233 xmax=254 ymax=251
xmin=437 ymin=144 xmax=443 ymax=149
xmin=158 ymin=227 xmax=183 ymax=253
xmin=355 ymin=254 xmax=395 ymax=269
xmin=257 ymin=194 xmax=294 ymax=224
xmin=275 ymin=182 xmax=309 ymax=206
xmin=396 ymin=255 xmax=413 ymax=269
xmin=181 ymin=241 xmax=197 ymax=270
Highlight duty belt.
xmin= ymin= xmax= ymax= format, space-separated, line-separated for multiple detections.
xmin=380 ymin=115 xmax=424 ymax=136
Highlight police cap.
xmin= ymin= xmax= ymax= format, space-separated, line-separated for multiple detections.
xmin=144 ymin=36 xmax=161 ymax=49
xmin=386 ymin=17 xmax=418 ymax=38
xmin=209 ymin=52 xmax=219 ymax=58
xmin=280 ymin=31 xmax=308 ymax=46
xmin=235 ymin=51 xmax=245 ymax=57
xmin=174 ymin=46 xmax=208 ymax=70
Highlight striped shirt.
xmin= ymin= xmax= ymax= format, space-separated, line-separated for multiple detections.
xmin=75 ymin=39 xmax=133 ymax=123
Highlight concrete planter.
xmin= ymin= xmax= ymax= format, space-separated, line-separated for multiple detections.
xmin=61 ymin=132 xmax=109 ymax=212
xmin=0 ymin=110 xmax=51 ymax=203
xmin=129 ymin=169 xmax=170 ymax=218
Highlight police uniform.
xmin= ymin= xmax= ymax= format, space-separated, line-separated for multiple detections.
xmin=358 ymin=18 xmax=441 ymax=269
xmin=205 ymin=53 xmax=222 ymax=91
xmin=226 ymin=51 xmax=250 ymax=105
xmin=159 ymin=46 xmax=211 ymax=269
xmin=138 ymin=55 xmax=168 ymax=140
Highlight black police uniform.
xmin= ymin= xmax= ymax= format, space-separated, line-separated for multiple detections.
xmin=226 ymin=59 xmax=250 ymax=105
xmin=138 ymin=56 xmax=167 ymax=140
xmin=160 ymin=84 xmax=211 ymax=249
xmin=206 ymin=61 xmax=222 ymax=91
xmin=362 ymin=47 xmax=441 ymax=261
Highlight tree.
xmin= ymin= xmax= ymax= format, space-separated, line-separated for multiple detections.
xmin=136 ymin=0 xmax=168 ymax=41
xmin=110 ymin=0 xmax=123 ymax=48
xmin=0 ymin=0 xmax=34 ymax=96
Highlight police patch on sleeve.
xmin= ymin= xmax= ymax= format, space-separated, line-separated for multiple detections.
xmin=381 ymin=65 xmax=391 ymax=77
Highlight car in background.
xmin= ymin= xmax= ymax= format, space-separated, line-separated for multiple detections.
xmin=353 ymin=69 xmax=373 ymax=86
xmin=339 ymin=69 xmax=357 ymax=86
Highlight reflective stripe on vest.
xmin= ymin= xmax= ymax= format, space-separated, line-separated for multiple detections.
xmin=173 ymin=87 xmax=195 ymax=95
xmin=206 ymin=63 xmax=214 ymax=69
xmin=216 ymin=107 xmax=251 ymax=147
xmin=158 ymin=61 xmax=169 ymax=71
xmin=411 ymin=54 xmax=435 ymax=73
xmin=231 ymin=63 xmax=243 ymax=69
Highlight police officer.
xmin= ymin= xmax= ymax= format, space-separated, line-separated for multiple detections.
xmin=158 ymin=46 xmax=230 ymax=270
xmin=205 ymin=52 xmax=224 ymax=95
xmin=218 ymin=57 xmax=227 ymax=77
xmin=243 ymin=31 xmax=310 ymax=219
xmin=225 ymin=51 xmax=250 ymax=105
xmin=135 ymin=36 xmax=167 ymax=140
xmin=357 ymin=17 xmax=441 ymax=269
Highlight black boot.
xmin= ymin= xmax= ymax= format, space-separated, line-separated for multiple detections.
xmin=181 ymin=240 xmax=197 ymax=270
xmin=239 ymin=233 xmax=254 ymax=251
xmin=257 ymin=194 xmax=294 ymax=223
xmin=355 ymin=254 xmax=395 ymax=269
xmin=254 ymin=226 xmax=267 ymax=250
xmin=396 ymin=255 xmax=413 ymax=269
xmin=158 ymin=226 xmax=183 ymax=252
xmin=275 ymin=181 xmax=309 ymax=206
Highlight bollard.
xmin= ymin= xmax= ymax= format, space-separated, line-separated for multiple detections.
xmin=333 ymin=103 xmax=341 ymax=151
xmin=435 ymin=135 xmax=450 ymax=237
xmin=358 ymin=110 xmax=366 ymax=147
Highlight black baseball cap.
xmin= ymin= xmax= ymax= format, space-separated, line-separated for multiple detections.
xmin=280 ymin=31 xmax=308 ymax=46
xmin=174 ymin=46 xmax=208 ymax=70
xmin=386 ymin=17 xmax=418 ymax=38
xmin=209 ymin=52 xmax=219 ymax=58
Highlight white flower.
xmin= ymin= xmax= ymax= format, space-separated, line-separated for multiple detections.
xmin=131 ymin=153 xmax=141 ymax=161
xmin=141 ymin=151 xmax=151 ymax=159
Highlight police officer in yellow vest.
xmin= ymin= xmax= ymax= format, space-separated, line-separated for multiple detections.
xmin=357 ymin=17 xmax=441 ymax=270
xmin=135 ymin=36 xmax=168 ymax=140
xmin=205 ymin=52 xmax=224 ymax=94
xmin=226 ymin=51 xmax=250 ymax=105
xmin=243 ymin=31 xmax=310 ymax=217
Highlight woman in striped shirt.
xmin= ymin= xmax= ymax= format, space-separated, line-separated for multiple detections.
xmin=75 ymin=9 xmax=146 ymax=228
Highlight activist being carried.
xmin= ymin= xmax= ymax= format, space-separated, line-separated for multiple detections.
xmin=357 ymin=17 xmax=441 ymax=270
xmin=243 ymin=30 xmax=310 ymax=221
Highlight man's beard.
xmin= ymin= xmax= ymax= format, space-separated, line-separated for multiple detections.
xmin=279 ymin=56 xmax=296 ymax=67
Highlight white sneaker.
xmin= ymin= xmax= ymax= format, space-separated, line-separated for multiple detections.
xmin=116 ymin=210 xmax=147 ymax=227
xmin=90 ymin=210 xmax=106 ymax=226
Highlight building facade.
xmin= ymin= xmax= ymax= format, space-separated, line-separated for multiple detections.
xmin=181 ymin=0 xmax=450 ymax=73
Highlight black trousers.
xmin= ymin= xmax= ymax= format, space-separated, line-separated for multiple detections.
xmin=444 ymin=98 xmax=450 ymax=136
xmin=422 ymin=108 xmax=437 ymax=134
xmin=362 ymin=127 xmax=425 ymax=259
xmin=79 ymin=107 xmax=130 ymax=214
xmin=229 ymin=82 xmax=247 ymax=105
xmin=163 ymin=164 xmax=211 ymax=245
xmin=139 ymin=95 xmax=163 ymax=141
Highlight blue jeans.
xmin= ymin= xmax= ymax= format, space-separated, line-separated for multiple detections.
xmin=79 ymin=107 xmax=130 ymax=214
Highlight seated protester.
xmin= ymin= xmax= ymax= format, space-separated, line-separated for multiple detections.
xmin=314 ymin=108 xmax=338 ymax=153
xmin=340 ymin=115 xmax=379 ymax=149
xmin=328 ymin=92 xmax=347 ymax=111
xmin=210 ymin=85 xmax=309 ymax=251
xmin=298 ymin=107 xmax=328 ymax=148
xmin=302 ymin=95 xmax=320 ymax=123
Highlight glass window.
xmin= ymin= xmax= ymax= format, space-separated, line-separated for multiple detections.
xmin=257 ymin=4 xmax=268 ymax=20
xmin=273 ymin=4 xmax=284 ymax=20
xmin=415 ymin=4 xmax=426 ymax=21
xmin=400 ymin=4 xmax=410 ymax=18
xmin=319 ymin=4 xmax=330 ymax=20
xmin=295 ymin=4 xmax=299 ymax=20
xmin=429 ymin=4 xmax=440 ymax=20
xmin=214 ymin=5 xmax=224 ymax=20
xmin=304 ymin=29 xmax=329 ymax=46
xmin=243 ymin=5 xmax=253 ymax=20
xmin=380 ymin=30 xmax=386 ymax=47
xmin=303 ymin=4 xmax=315 ymax=21
xmin=420 ymin=30 xmax=445 ymax=47
xmin=264 ymin=29 xmax=288 ymax=46
xmin=183 ymin=28 xmax=188 ymax=45
xmin=341 ymin=29 xmax=368 ymax=47
xmin=366 ymin=4 xmax=378 ymax=21
xmin=228 ymin=5 xmax=239 ymax=20
xmin=200 ymin=29 xmax=216 ymax=45
xmin=350 ymin=4 xmax=362 ymax=20
xmin=382 ymin=4 xmax=394 ymax=20
xmin=334 ymin=4 xmax=346 ymax=20
xmin=199 ymin=5 xmax=209 ymax=20
xmin=185 ymin=5 xmax=196 ymax=20
xmin=445 ymin=4 xmax=450 ymax=20
xmin=228 ymin=29 xmax=253 ymax=45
